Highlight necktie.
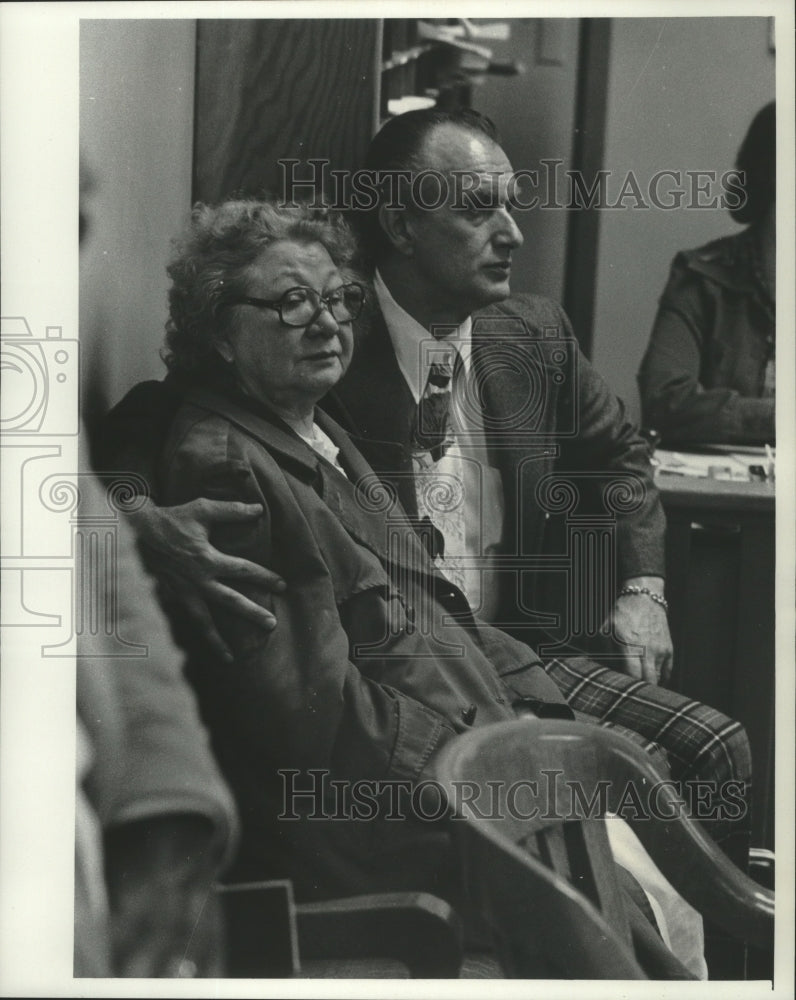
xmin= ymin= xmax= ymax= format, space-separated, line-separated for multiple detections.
xmin=410 ymin=346 xmax=469 ymax=596
xmin=411 ymin=355 xmax=458 ymax=461
xmin=409 ymin=342 xmax=505 ymax=616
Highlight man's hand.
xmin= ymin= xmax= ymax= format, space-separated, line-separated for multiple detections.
xmin=105 ymin=815 xmax=223 ymax=978
xmin=128 ymin=497 xmax=285 ymax=661
xmin=605 ymin=576 xmax=673 ymax=685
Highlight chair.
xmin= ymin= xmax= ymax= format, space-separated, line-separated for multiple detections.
xmin=432 ymin=718 xmax=774 ymax=979
xmin=209 ymin=880 xmax=463 ymax=978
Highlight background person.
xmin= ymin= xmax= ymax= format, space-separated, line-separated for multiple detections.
xmin=638 ymin=101 xmax=776 ymax=446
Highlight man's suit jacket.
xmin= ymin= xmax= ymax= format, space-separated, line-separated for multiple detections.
xmin=322 ymin=293 xmax=666 ymax=642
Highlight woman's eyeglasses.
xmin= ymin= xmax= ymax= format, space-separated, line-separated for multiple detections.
xmin=221 ymin=282 xmax=365 ymax=328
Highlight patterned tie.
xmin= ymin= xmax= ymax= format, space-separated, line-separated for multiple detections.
xmin=410 ymin=347 xmax=469 ymax=595
xmin=411 ymin=353 xmax=458 ymax=461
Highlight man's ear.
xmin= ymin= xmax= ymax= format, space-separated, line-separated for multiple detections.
xmin=377 ymin=204 xmax=417 ymax=257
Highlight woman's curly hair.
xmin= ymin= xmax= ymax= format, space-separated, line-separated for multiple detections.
xmin=162 ymin=199 xmax=358 ymax=376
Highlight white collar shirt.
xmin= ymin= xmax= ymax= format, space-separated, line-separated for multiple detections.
xmin=373 ymin=270 xmax=505 ymax=620
xmin=373 ymin=269 xmax=472 ymax=404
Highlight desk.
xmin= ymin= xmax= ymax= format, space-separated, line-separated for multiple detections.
xmin=658 ymin=474 xmax=775 ymax=848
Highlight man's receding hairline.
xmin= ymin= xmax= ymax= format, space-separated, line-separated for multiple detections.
xmin=413 ymin=121 xmax=509 ymax=175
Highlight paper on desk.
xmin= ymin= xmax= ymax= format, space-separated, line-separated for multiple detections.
xmin=654 ymin=450 xmax=751 ymax=480
xmin=698 ymin=443 xmax=774 ymax=458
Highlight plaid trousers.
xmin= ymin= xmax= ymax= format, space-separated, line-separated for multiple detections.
xmin=542 ymin=656 xmax=752 ymax=859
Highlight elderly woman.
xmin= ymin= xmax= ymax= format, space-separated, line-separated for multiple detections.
xmin=638 ymin=102 xmax=775 ymax=446
xmin=157 ymin=199 xmax=569 ymax=902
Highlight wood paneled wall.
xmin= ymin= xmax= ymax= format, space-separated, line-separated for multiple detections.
xmin=81 ymin=19 xmax=197 ymax=411
xmin=194 ymin=19 xmax=381 ymax=204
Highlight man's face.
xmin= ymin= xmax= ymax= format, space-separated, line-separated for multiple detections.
xmin=402 ymin=124 xmax=524 ymax=318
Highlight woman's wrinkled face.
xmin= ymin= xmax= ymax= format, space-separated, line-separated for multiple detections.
xmin=215 ymin=240 xmax=354 ymax=413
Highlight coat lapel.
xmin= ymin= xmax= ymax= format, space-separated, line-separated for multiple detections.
xmin=182 ymin=385 xmax=321 ymax=479
xmin=315 ymin=408 xmax=434 ymax=575
xmin=182 ymin=384 xmax=431 ymax=577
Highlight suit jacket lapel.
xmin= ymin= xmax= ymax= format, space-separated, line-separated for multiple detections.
xmin=471 ymin=309 xmax=552 ymax=442
xmin=470 ymin=307 xmax=556 ymax=558
xmin=326 ymin=309 xmax=415 ymax=448
xmin=325 ymin=307 xmax=419 ymax=516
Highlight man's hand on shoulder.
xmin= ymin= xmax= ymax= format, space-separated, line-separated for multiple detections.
xmin=128 ymin=497 xmax=286 ymax=661
xmin=606 ymin=576 xmax=673 ymax=686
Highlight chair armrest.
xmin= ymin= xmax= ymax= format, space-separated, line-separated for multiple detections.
xmin=296 ymin=891 xmax=463 ymax=978
xmin=628 ymin=810 xmax=774 ymax=951
xmin=217 ymin=879 xmax=299 ymax=977
xmin=218 ymin=881 xmax=463 ymax=978
xmin=599 ymin=737 xmax=775 ymax=951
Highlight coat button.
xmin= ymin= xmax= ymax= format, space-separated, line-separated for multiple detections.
xmin=461 ymin=705 xmax=478 ymax=726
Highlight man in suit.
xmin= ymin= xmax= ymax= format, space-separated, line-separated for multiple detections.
xmin=326 ymin=108 xmax=670 ymax=680
xmin=317 ymin=109 xmax=750 ymax=853
xmin=99 ymin=110 xmax=750 ymax=859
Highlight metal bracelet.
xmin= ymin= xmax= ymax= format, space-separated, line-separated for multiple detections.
xmin=617 ymin=585 xmax=669 ymax=613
